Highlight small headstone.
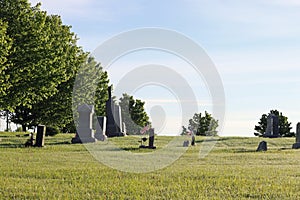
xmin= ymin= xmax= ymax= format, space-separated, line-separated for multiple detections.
xmin=292 ymin=122 xmax=300 ymax=149
xmin=25 ymin=133 xmax=35 ymax=147
xmin=148 ymin=128 xmax=156 ymax=149
xmin=191 ymin=135 xmax=195 ymax=146
xmin=264 ymin=114 xmax=279 ymax=138
xmin=95 ymin=116 xmax=107 ymax=141
xmin=256 ymin=141 xmax=267 ymax=151
xmin=139 ymin=128 xmax=156 ymax=149
xmin=183 ymin=140 xmax=189 ymax=147
xmin=35 ymin=125 xmax=45 ymax=147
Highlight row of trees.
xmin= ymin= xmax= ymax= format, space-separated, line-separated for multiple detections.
xmin=182 ymin=109 xmax=295 ymax=137
xmin=0 ymin=0 xmax=150 ymax=134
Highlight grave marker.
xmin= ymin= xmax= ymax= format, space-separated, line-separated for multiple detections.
xmin=292 ymin=122 xmax=300 ymax=149
xmin=35 ymin=125 xmax=45 ymax=147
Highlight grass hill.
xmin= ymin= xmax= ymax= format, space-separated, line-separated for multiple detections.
xmin=0 ymin=132 xmax=299 ymax=199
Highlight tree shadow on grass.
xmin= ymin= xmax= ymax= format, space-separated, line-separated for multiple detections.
xmin=196 ymin=137 xmax=230 ymax=143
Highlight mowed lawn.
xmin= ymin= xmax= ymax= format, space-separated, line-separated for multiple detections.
xmin=0 ymin=132 xmax=299 ymax=199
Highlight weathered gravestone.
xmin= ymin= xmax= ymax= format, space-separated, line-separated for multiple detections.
xmin=256 ymin=141 xmax=267 ymax=151
xmin=95 ymin=116 xmax=107 ymax=141
xmin=191 ymin=135 xmax=195 ymax=146
xmin=264 ymin=114 xmax=279 ymax=138
xmin=105 ymin=86 xmax=126 ymax=137
xmin=183 ymin=140 xmax=189 ymax=147
xmin=148 ymin=128 xmax=156 ymax=149
xmin=35 ymin=125 xmax=46 ymax=147
xmin=292 ymin=122 xmax=300 ymax=149
xmin=71 ymin=104 xmax=97 ymax=143
xmin=25 ymin=132 xmax=35 ymax=147
xmin=140 ymin=128 xmax=156 ymax=149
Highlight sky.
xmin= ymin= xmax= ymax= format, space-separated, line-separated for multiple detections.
xmin=27 ymin=0 xmax=300 ymax=136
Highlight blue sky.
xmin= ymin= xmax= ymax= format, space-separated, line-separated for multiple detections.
xmin=29 ymin=0 xmax=300 ymax=136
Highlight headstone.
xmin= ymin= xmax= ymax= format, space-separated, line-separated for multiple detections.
xmin=183 ymin=140 xmax=189 ymax=147
xmin=292 ymin=122 xmax=300 ymax=149
xmin=25 ymin=133 xmax=35 ymax=147
xmin=95 ymin=116 xmax=107 ymax=141
xmin=35 ymin=125 xmax=45 ymax=147
xmin=264 ymin=114 xmax=279 ymax=138
xmin=148 ymin=128 xmax=156 ymax=149
xmin=191 ymin=135 xmax=195 ymax=146
xmin=139 ymin=128 xmax=156 ymax=149
xmin=122 ymin=122 xmax=127 ymax=135
xmin=256 ymin=141 xmax=267 ymax=151
xmin=71 ymin=104 xmax=97 ymax=143
xmin=105 ymin=86 xmax=126 ymax=137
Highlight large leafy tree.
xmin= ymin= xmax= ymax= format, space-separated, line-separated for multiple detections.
xmin=0 ymin=0 xmax=86 ymax=131
xmin=254 ymin=109 xmax=294 ymax=137
xmin=119 ymin=93 xmax=150 ymax=135
xmin=0 ymin=19 xmax=12 ymax=98
xmin=9 ymin=56 xmax=110 ymax=133
xmin=182 ymin=111 xmax=219 ymax=136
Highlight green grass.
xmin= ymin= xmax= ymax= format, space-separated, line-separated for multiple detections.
xmin=0 ymin=132 xmax=299 ymax=199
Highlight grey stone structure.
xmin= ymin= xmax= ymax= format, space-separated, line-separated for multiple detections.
xmin=264 ymin=114 xmax=279 ymax=138
xmin=292 ymin=122 xmax=300 ymax=149
xmin=256 ymin=141 xmax=267 ymax=151
xmin=140 ymin=128 xmax=156 ymax=149
xmin=71 ymin=104 xmax=97 ymax=143
xmin=95 ymin=116 xmax=107 ymax=141
xmin=183 ymin=140 xmax=189 ymax=147
xmin=105 ymin=86 xmax=126 ymax=137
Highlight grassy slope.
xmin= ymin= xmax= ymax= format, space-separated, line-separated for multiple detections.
xmin=0 ymin=132 xmax=299 ymax=199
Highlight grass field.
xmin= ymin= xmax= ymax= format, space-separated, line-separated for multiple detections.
xmin=0 ymin=132 xmax=299 ymax=199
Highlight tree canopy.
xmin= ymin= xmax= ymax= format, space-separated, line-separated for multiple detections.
xmin=254 ymin=109 xmax=294 ymax=137
xmin=0 ymin=0 xmax=86 ymax=111
xmin=119 ymin=93 xmax=150 ymax=134
xmin=0 ymin=0 xmax=87 ymax=131
xmin=182 ymin=111 xmax=218 ymax=136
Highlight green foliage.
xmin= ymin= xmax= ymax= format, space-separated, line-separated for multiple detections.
xmin=182 ymin=111 xmax=219 ymax=136
xmin=0 ymin=0 xmax=90 ymax=131
xmin=254 ymin=109 xmax=294 ymax=137
xmin=45 ymin=126 xmax=60 ymax=136
xmin=0 ymin=19 xmax=12 ymax=98
xmin=72 ymin=56 xmax=110 ymax=130
xmin=119 ymin=93 xmax=150 ymax=134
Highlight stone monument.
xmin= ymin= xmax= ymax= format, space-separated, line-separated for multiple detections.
xmin=183 ymin=140 xmax=189 ymax=147
xmin=71 ymin=104 xmax=97 ymax=143
xmin=292 ymin=122 xmax=300 ymax=149
xmin=256 ymin=141 xmax=267 ymax=151
xmin=264 ymin=114 xmax=279 ymax=138
xmin=95 ymin=116 xmax=107 ymax=141
xmin=105 ymin=86 xmax=126 ymax=137
xmin=35 ymin=125 xmax=46 ymax=147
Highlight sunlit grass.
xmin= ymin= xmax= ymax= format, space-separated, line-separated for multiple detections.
xmin=0 ymin=132 xmax=299 ymax=199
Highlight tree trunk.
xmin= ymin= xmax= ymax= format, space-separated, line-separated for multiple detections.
xmin=6 ymin=111 xmax=9 ymax=132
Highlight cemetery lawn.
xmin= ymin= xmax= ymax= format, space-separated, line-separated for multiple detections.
xmin=0 ymin=132 xmax=299 ymax=199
